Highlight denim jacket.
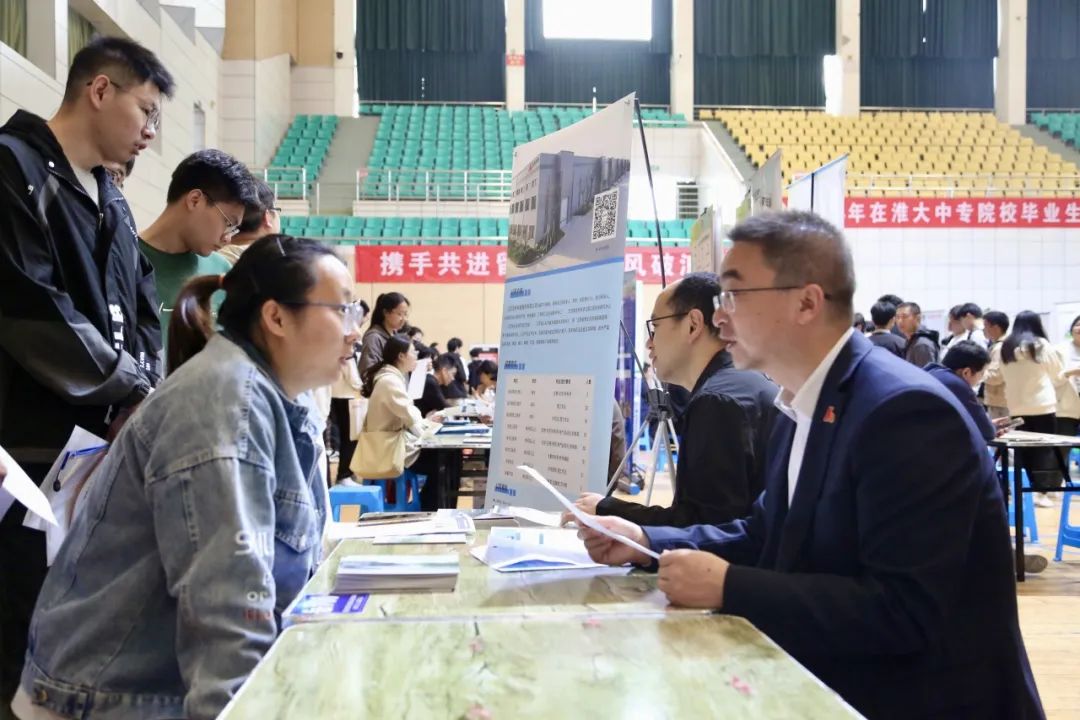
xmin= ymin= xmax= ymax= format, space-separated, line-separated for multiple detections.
xmin=20 ymin=333 xmax=327 ymax=720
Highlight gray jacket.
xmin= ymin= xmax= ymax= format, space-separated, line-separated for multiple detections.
xmin=20 ymin=333 xmax=327 ymax=720
xmin=357 ymin=323 xmax=392 ymax=375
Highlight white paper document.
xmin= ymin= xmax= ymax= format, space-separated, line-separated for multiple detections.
xmin=517 ymin=465 xmax=661 ymax=560
xmin=407 ymin=359 xmax=431 ymax=400
xmin=0 ymin=446 xmax=58 ymax=526
xmin=22 ymin=427 xmax=109 ymax=565
xmin=327 ymin=510 xmax=475 ymax=541
xmin=372 ymin=533 xmax=468 ymax=545
xmin=471 ymin=526 xmax=606 ymax=572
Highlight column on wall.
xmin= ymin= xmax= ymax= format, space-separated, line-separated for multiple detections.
xmin=506 ymin=0 xmax=525 ymax=110
xmin=996 ymin=0 xmax=1027 ymax=125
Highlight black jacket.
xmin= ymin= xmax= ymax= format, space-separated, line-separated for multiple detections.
xmin=868 ymin=330 xmax=906 ymax=358
xmin=904 ymin=326 xmax=940 ymax=367
xmin=599 ymin=350 xmax=777 ymax=526
xmin=445 ymin=352 xmax=468 ymax=399
xmin=0 ymin=111 xmax=160 ymax=463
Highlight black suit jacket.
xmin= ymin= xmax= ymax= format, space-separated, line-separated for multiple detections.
xmin=645 ymin=333 xmax=1043 ymax=719
xmin=598 ymin=350 xmax=777 ymax=526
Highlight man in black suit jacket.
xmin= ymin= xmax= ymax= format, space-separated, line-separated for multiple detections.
xmin=581 ymin=211 xmax=1043 ymax=719
xmin=569 ymin=272 xmax=777 ymax=526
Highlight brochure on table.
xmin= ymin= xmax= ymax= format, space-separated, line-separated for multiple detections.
xmin=485 ymin=94 xmax=635 ymax=511
xmin=471 ymin=526 xmax=605 ymax=572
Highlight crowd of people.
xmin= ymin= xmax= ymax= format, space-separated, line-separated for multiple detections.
xmin=0 ymin=32 xmax=1058 ymax=720
xmin=858 ymin=295 xmax=1080 ymax=507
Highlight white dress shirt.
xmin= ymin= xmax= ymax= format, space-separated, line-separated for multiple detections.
xmin=773 ymin=328 xmax=854 ymax=505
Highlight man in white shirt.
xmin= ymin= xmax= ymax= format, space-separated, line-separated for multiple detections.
xmin=578 ymin=211 xmax=1043 ymax=719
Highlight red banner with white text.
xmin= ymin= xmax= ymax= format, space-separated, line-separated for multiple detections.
xmin=844 ymin=197 xmax=1080 ymax=228
xmin=354 ymin=245 xmax=690 ymax=285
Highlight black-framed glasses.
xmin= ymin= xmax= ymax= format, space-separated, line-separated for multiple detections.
xmin=645 ymin=312 xmax=689 ymax=340
xmin=91 ymin=77 xmax=161 ymax=132
xmin=282 ymin=301 xmax=367 ymax=333
xmin=201 ymin=190 xmax=241 ymax=239
xmin=713 ymin=286 xmax=833 ymax=314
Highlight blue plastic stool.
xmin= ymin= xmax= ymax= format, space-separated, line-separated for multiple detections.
xmin=329 ymin=484 xmax=384 ymax=520
xmin=363 ymin=469 xmax=423 ymax=512
xmin=1006 ymin=468 xmax=1039 ymax=544
xmin=1054 ymin=490 xmax=1080 ymax=561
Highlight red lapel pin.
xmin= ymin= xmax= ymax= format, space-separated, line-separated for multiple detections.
xmin=822 ymin=406 xmax=836 ymax=424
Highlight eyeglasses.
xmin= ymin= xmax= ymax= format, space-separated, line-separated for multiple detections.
xmin=92 ymin=77 xmax=161 ymax=132
xmin=713 ymin=286 xmax=833 ymax=314
xmin=645 ymin=312 xmax=689 ymax=340
xmin=201 ymin=190 xmax=241 ymax=239
xmin=282 ymin=301 xmax=367 ymax=333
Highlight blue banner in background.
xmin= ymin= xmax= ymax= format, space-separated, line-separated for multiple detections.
xmin=486 ymin=96 xmax=635 ymax=511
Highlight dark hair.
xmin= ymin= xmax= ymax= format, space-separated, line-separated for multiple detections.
xmin=447 ymin=337 xmax=463 ymax=353
xmin=897 ymin=301 xmax=922 ymax=317
xmin=167 ymin=149 xmax=257 ymax=205
xmin=727 ymin=211 xmax=855 ymax=319
xmin=477 ymin=360 xmax=498 ymax=381
xmin=870 ymin=301 xmax=897 ymax=328
xmin=433 ymin=353 xmax=458 ymax=372
xmin=958 ymin=302 xmax=983 ymax=319
xmin=361 ymin=333 xmax=413 ymax=398
xmin=668 ymin=272 xmax=722 ymax=338
xmin=1001 ymin=310 xmax=1049 ymax=364
xmin=371 ymin=292 xmax=410 ymax=330
xmin=877 ymin=294 xmax=903 ymax=306
xmin=853 ymin=313 xmax=866 ymax=331
xmin=168 ymin=234 xmax=335 ymax=374
xmin=943 ymin=340 xmax=991 ymax=373
xmin=416 ymin=342 xmax=436 ymax=360
xmin=947 ymin=305 xmax=963 ymax=321
xmin=64 ymin=36 xmax=175 ymax=104
xmin=984 ymin=310 xmax=1009 ymax=333
xmin=406 ymin=325 xmax=424 ymax=339
xmin=1070 ymin=314 xmax=1080 ymax=335
xmin=237 ymin=178 xmax=276 ymax=234
xmin=429 ymin=342 xmax=439 ymax=352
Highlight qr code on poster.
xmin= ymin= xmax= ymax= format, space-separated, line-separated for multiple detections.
xmin=591 ymin=187 xmax=619 ymax=243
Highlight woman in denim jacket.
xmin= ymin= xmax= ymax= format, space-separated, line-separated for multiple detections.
xmin=15 ymin=236 xmax=362 ymax=720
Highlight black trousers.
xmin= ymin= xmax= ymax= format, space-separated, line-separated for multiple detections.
xmin=329 ymin=398 xmax=358 ymax=482
xmin=0 ymin=462 xmax=51 ymax=720
xmin=1019 ymin=414 xmax=1063 ymax=491
xmin=1056 ymin=416 xmax=1079 ymax=469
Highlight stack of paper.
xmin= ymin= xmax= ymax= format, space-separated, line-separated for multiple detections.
xmin=333 ymin=554 xmax=460 ymax=593
xmin=326 ymin=510 xmax=475 ymax=542
xmin=284 ymin=593 xmax=370 ymax=627
xmin=471 ymin=527 xmax=606 ymax=572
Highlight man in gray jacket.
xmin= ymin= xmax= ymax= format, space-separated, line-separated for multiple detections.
xmin=896 ymin=301 xmax=940 ymax=367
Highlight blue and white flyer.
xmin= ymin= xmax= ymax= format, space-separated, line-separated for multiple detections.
xmin=485 ymin=94 xmax=634 ymax=510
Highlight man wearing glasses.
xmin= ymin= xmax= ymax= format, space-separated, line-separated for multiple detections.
xmin=138 ymin=149 xmax=258 ymax=371
xmin=219 ymin=177 xmax=282 ymax=266
xmin=569 ymin=272 xmax=777 ymax=528
xmin=0 ymin=37 xmax=175 ymax=718
xmin=579 ymin=211 xmax=1042 ymax=719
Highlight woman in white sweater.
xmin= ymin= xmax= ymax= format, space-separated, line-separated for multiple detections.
xmin=1057 ymin=314 xmax=1080 ymax=438
xmin=985 ymin=311 xmax=1071 ymax=503
xmin=353 ymin=334 xmax=438 ymax=479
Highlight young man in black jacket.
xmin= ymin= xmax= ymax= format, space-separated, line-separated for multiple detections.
xmin=569 ymin=272 xmax=778 ymax=527
xmin=0 ymin=37 xmax=174 ymax=715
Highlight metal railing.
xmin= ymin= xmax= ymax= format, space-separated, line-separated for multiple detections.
xmin=251 ymin=166 xmax=309 ymax=200
xmin=355 ymin=168 xmax=512 ymax=202
xmin=841 ymin=173 xmax=1080 ymax=196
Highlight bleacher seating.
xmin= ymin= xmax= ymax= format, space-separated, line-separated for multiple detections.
xmin=1030 ymin=112 xmax=1080 ymax=150
xmin=358 ymin=104 xmax=686 ymax=199
xmin=281 ymin=215 xmax=692 ymax=246
xmin=265 ymin=115 xmax=340 ymax=198
xmin=713 ymin=109 xmax=1079 ymax=197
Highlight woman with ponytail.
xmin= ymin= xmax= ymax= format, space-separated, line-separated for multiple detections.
xmin=351 ymin=333 xmax=439 ymax=480
xmin=357 ymin=291 xmax=410 ymax=374
xmin=19 ymin=235 xmax=364 ymax=720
